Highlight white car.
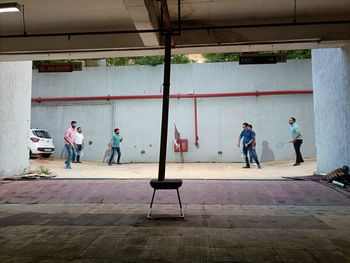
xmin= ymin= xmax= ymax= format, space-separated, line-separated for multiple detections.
xmin=27 ymin=129 xmax=55 ymax=158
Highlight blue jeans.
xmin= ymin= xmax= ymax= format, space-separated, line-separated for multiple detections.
xmin=72 ymin=144 xmax=82 ymax=162
xmin=108 ymin=147 xmax=121 ymax=164
xmin=65 ymin=144 xmax=74 ymax=167
xmin=250 ymin=147 xmax=257 ymax=163
xmin=243 ymin=144 xmax=260 ymax=167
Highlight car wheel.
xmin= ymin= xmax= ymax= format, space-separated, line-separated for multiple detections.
xmin=41 ymin=154 xmax=51 ymax=158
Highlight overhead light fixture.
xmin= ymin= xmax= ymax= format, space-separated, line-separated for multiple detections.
xmin=0 ymin=2 xmax=21 ymax=13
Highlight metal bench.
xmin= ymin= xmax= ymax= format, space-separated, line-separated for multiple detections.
xmin=147 ymin=179 xmax=184 ymax=219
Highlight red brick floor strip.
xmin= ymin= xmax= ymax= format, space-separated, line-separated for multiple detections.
xmin=0 ymin=180 xmax=349 ymax=206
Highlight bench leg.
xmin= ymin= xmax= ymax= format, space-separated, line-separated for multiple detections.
xmin=177 ymin=188 xmax=185 ymax=217
xmin=147 ymin=189 xmax=156 ymax=219
xmin=147 ymin=188 xmax=184 ymax=219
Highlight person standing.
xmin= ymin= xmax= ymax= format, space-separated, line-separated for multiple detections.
xmin=289 ymin=117 xmax=304 ymax=166
xmin=64 ymin=120 xmax=77 ymax=169
xmin=72 ymin=127 xmax=84 ymax=163
xmin=237 ymin=122 xmax=261 ymax=169
xmin=108 ymin=128 xmax=123 ymax=165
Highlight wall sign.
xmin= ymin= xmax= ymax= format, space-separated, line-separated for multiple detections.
xmin=239 ymin=54 xmax=287 ymax=65
xmin=38 ymin=64 xmax=73 ymax=73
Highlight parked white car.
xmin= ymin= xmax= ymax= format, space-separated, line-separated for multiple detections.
xmin=27 ymin=129 xmax=55 ymax=158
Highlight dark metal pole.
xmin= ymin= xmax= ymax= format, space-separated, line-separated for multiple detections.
xmin=158 ymin=32 xmax=172 ymax=181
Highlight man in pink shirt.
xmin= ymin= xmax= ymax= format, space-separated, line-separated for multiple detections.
xmin=64 ymin=120 xmax=77 ymax=169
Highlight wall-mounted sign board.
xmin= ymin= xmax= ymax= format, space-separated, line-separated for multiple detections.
xmin=38 ymin=64 xmax=73 ymax=73
xmin=38 ymin=62 xmax=82 ymax=73
xmin=239 ymin=54 xmax=287 ymax=65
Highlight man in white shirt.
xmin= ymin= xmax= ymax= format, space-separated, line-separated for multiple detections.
xmin=72 ymin=127 xmax=84 ymax=163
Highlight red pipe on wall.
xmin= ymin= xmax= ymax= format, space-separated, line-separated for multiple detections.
xmin=31 ymin=90 xmax=313 ymax=103
xmin=194 ymin=97 xmax=199 ymax=147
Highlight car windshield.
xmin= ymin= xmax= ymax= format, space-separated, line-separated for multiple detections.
xmin=33 ymin=130 xmax=52 ymax=139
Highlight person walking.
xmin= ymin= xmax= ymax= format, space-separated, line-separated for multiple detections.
xmin=72 ymin=127 xmax=84 ymax=163
xmin=64 ymin=120 xmax=77 ymax=169
xmin=108 ymin=128 xmax=123 ymax=165
xmin=289 ymin=117 xmax=304 ymax=166
xmin=237 ymin=122 xmax=261 ymax=169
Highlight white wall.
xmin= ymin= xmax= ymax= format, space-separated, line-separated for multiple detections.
xmin=31 ymin=60 xmax=315 ymax=163
xmin=0 ymin=61 xmax=32 ymax=177
xmin=312 ymin=46 xmax=350 ymax=173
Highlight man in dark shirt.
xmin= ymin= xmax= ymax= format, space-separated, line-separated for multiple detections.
xmin=237 ymin=123 xmax=261 ymax=169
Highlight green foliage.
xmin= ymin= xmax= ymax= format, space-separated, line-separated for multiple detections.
xmin=280 ymin=50 xmax=311 ymax=59
xmin=203 ymin=53 xmax=240 ymax=63
xmin=171 ymin=55 xmax=193 ymax=64
xmin=33 ymin=50 xmax=311 ymax=68
xmin=37 ymin=166 xmax=50 ymax=175
xmin=106 ymin=55 xmax=193 ymax=67
xmin=203 ymin=50 xmax=311 ymax=63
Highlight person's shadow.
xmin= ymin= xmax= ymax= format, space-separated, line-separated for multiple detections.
xmin=103 ymin=148 xmax=112 ymax=163
xmin=60 ymin=146 xmax=66 ymax=159
xmin=261 ymin=140 xmax=275 ymax=162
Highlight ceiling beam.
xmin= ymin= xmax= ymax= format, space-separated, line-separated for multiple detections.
xmin=123 ymin=0 xmax=160 ymax=47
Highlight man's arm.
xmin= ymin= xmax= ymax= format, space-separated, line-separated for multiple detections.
xmin=293 ymin=131 xmax=301 ymax=141
xmin=237 ymin=131 xmax=243 ymax=147
xmin=237 ymin=137 xmax=241 ymax=147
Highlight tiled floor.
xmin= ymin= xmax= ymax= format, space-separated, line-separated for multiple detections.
xmin=29 ymin=157 xmax=317 ymax=179
xmin=0 ymin=179 xmax=349 ymax=262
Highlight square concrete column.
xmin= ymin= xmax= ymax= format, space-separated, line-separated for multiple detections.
xmin=0 ymin=61 xmax=32 ymax=178
xmin=312 ymin=45 xmax=350 ymax=173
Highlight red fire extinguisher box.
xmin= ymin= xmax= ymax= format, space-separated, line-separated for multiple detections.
xmin=174 ymin=139 xmax=188 ymax=152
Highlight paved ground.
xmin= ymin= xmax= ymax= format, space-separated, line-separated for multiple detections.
xmin=29 ymin=158 xmax=316 ymax=179
xmin=0 ymin=178 xmax=350 ymax=262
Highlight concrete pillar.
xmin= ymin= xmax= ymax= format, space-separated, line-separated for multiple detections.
xmin=312 ymin=45 xmax=350 ymax=173
xmin=0 ymin=61 xmax=32 ymax=178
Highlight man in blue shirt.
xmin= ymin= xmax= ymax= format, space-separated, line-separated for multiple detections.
xmin=237 ymin=123 xmax=261 ymax=169
xmin=108 ymin=128 xmax=123 ymax=165
xmin=289 ymin=117 xmax=304 ymax=166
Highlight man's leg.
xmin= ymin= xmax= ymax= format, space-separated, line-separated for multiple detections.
xmin=249 ymin=146 xmax=261 ymax=168
xmin=295 ymin=140 xmax=304 ymax=163
xmin=250 ymin=147 xmax=257 ymax=164
xmin=72 ymin=147 xmax=76 ymax=163
xmin=298 ymin=140 xmax=304 ymax=163
xmin=76 ymin=145 xmax=82 ymax=162
xmin=108 ymin=147 xmax=116 ymax=165
xmin=293 ymin=140 xmax=302 ymax=165
xmin=116 ymin=147 xmax=121 ymax=164
xmin=243 ymin=145 xmax=250 ymax=168
xmin=65 ymin=145 xmax=72 ymax=168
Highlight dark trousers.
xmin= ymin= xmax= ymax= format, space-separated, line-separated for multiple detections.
xmin=72 ymin=144 xmax=82 ymax=162
xmin=109 ymin=147 xmax=121 ymax=164
xmin=243 ymin=144 xmax=260 ymax=167
xmin=293 ymin=139 xmax=304 ymax=163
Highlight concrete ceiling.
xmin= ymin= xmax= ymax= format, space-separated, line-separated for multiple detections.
xmin=0 ymin=0 xmax=350 ymax=61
